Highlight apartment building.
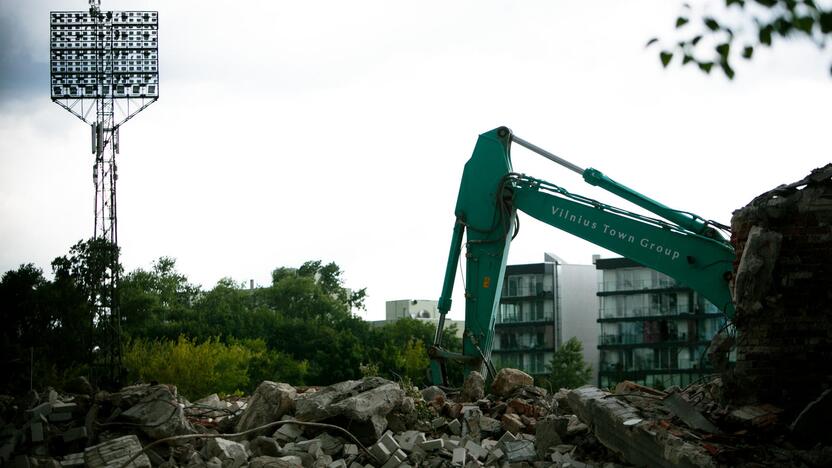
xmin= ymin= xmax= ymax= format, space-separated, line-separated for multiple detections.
xmin=492 ymin=254 xmax=598 ymax=382
xmin=595 ymin=257 xmax=726 ymax=389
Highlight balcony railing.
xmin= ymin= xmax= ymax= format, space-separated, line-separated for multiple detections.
xmin=493 ymin=342 xmax=548 ymax=352
xmin=502 ymin=287 xmax=552 ymax=298
xmin=598 ymin=333 xmax=689 ymax=346
xmin=496 ymin=314 xmax=554 ymax=324
xmin=599 ymin=359 xmax=703 ymax=373
xmin=598 ymin=305 xmax=691 ymax=320
xmin=598 ymin=278 xmax=680 ymax=293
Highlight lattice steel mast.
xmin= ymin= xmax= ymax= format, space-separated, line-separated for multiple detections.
xmin=50 ymin=0 xmax=159 ymax=385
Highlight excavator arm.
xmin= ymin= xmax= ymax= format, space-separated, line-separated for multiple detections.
xmin=428 ymin=127 xmax=734 ymax=386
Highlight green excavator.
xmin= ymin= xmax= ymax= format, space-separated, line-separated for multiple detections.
xmin=428 ymin=127 xmax=735 ymax=386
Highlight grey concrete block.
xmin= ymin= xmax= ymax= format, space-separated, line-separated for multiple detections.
xmin=378 ymin=432 xmax=400 ymax=453
xmin=84 ymin=435 xmax=151 ymax=468
xmin=503 ymin=440 xmax=536 ymax=463
xmin=448 ymin=419 xmax=462 ymax=435
xmin=368 ymin=443 xmax=391 ymax=465
xmin=30 ymin=423 xmax=44 ymax=443
xmin=49 ymin=412 xmax=73 ymax=422
xmin=497 ymin=430 xmax=517 ymax=446
xmin=464 ymin=440 xmax=487 ymax=460
xmin=343 ymin=444 xmax=359 ymax=456
xmin=452 ymin=447 xmax=466 ymax=466
xmin=274 ymin=422 xmax=303 ymax=442
xmin=395 ymin=430 xmax=426 ymax=452
xmin=25 ymin=403 xmax=51 ymax=420
xmin=60 ymin=452 xmax=85 ymax=467
xmin=61 ymin=427 xmax=87 ymax=443
xmin=381 ymin=449 xmax=407 ymax=468
xmin=313 ymin=455 xmax=333 ymax=467
xmin=420 ymin=439 xmax=444 ymax=451
xmin=52 ymin=402 xmax=77 ymax=414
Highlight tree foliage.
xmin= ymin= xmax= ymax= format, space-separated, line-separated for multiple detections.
xmin=543 ymin=337 xmax=593 ymax=391
xmin=2 ymin=244 xmax=459 ymax=394
xmin=649 ymin=1 xmax=832 ymax=78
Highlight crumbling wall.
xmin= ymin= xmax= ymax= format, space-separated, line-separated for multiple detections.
xmin=729 ymin=164 xmax=832 ymax=412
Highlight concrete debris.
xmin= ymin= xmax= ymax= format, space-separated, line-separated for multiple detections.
xmin=202 ymin=438 xmax=248 ymax=468
xmin=121 ymin=385 xmax=197 ymax=440
xmin=295 ymin=377 xmax=404 ymax=444
xmin=5 ymin=363 xmax=832 ymax=468
xmin=84 ymin=435 xmax=150 ymax=468
xmin=662 ymin=392 xmax=721 ymax=434
xmin=236 ymin=382 xmax=297 ymax=436
xmin=459 ymin=371 xmax=485 ymax=402
xmin=503 ymin=439 xmax=536 ymax=463
xmin=420 ymin=386 xmax=445 ymax=403
xmin=490 ymin=368 xmax=533 ymax=397
xmin=728 ymin=403 xmax=783 ymax=429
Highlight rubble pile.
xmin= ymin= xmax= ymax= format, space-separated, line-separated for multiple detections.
xmin=2 ymin=367 xmax=832 ymax=467
xmin=0 ymin=369 xmax=620 ymax=468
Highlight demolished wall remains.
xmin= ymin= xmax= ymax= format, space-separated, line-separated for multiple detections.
xmin=729 ymin=164 xmax=832 ymax=413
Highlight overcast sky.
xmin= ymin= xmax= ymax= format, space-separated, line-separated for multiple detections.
xmin=1 ymin=0 xmax=830 ymax=321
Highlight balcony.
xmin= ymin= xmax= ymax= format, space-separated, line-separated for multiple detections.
xmin=598 ymin=333 xmax=691 ymax=346
xmin=492 ymin=342 xmax=549 ymax=352
xmin=495 ymin=314 xmax=554 ymax=325
xmin=598 ymin=305 xmax=693 ymax=320
xmin=598 ymin=278 xmax=680 ymax=293
xmin=502 ymin=287 xmax=553 ymax=299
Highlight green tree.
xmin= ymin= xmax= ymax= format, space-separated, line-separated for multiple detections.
xmin=124 ymin=335 xmax=254 ymax=399
xmin=401 ymin=338 xmax=430 ymax=384
xmin=0 ymin=264 xmax=51 ymax=393
xmin=120 ymin=257 xmax=200 ymax=340
xmin=49 ymin=238 xmax=122 ymax=382
xmin=543 ymin=337 xmax=593 ymax=391
xmin=650 ymin=1 xmax=832 ymax=78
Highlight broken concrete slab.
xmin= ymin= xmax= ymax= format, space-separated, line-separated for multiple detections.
xmin=250 ymin=436 xmax=282 ymax=458
xmin=663 ymin=392 xmax=720 ymax=434
xmin=502 ymin=440 xmax=536 ymax=463
xmin=491 ymin=368 xmax=533 ymax=397
xmin=121 ymin=385 xmax=196 ymax=440
xmin=534 ymin=415 xmax=563 ymax=458
xmin=463 ymin=440 xmax=487 ymax=461
xmin=236 ymin=382 xmax=297 ymax=436
xmin=84 ymin=435 xmax=151 ymax=468
xmin=460 ymin=371 xmax=485 ymax=402
xmin=202 ymin=438 xmax=248 ymax=468
xmin=395 ymin=431 xmax=426 ymax=452
xmin=728 ymin=404 xmax=783 ymax=429
xmin=420 ymin=386 xmax=446 ymax=403
xmin=568 ymin=386 xmax=716 ymax=468
xmin=248 ymin=455 xmax=302 ymax=468
xmin=295 ymin=377 xmax=404 ymax=445
xmin=274 ymin=418 xmax=303 ymax=442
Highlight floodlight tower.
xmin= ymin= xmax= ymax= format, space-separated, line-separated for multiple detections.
xmin=50 ymin=0 xmax=159 ymax=384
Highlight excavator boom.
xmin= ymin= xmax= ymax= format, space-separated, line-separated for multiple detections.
xmin=428 ymin=127 xmax=734 ymax=386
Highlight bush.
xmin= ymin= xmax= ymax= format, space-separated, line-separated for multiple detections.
xmin=124 ymin=335 xmax=254 ymax=399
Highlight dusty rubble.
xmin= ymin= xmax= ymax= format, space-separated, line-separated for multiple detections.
xmin=1 ymin=367 xmax=832 ymax=468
